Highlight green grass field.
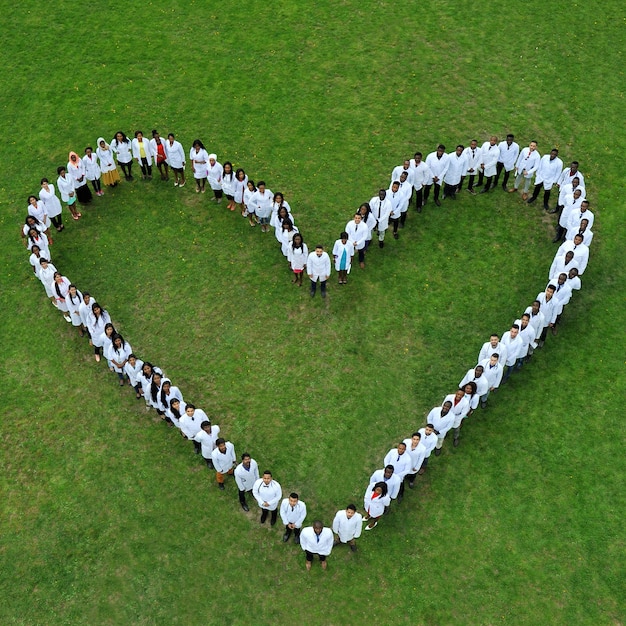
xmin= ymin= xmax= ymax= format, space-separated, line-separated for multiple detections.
xmin=1 ymin=1 xmax=625 ymax=624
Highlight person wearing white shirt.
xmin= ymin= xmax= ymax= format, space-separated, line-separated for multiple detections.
xmin=280 ymin=493 xmax=307 ymax=543
xmin=189 ymin=139 xmax=209 ymax=193
xmin=383 ymin=442 xmax=413 ymax=501
xmin=424 ymin=144 xmax=450 ymax=206
xmin=479 ymin=355 xmax=504 ymax=407
xmin=501 ymin=324 xmax=524 ymax=383
xmin=461 ymin=139 xmax=481 ymax=194
xmin=363 ymin=482 xmax=391 ymax=531
xmin=444 ymin=388 xmax=472 ymax=446
xmin=56 ymin=166 xmax=81 ymax=220
xmin=247 ymin=181 xmax=274 ymax=232
xmin=409 ymin=151 xmax=430 ymax=211
xmin=523 ymin=300 xmax=545 ymax=359
xmin=369 ymin=466 xmax=402 ymax=503
xmin=234 ymin=453 xmax=259 ymax=511
xmin=124 ymin=354 xmax=144 ymax=400
xmin=402 ymin=432 xmax=427 ymax=488
xmin=193 ymin=420 xmax=221 ymax=467
xmin=554 ymin=188 xmax=584 ymax=243
xmin=459 ymin=365 xmax=489 ymax=398
xmin=396 ymin=171 xmax=413 ymax=228
xmin=332 ymin=232 xmax=353 ymax=285
xmin=83 ymin=146 xmax=103 ymax=196
xmin=111 ymin=131 xmax=134 ymax=180
xmin=179 ymin=403 xmax=209 ymax=447
xmin=557 ymin=234 xmax=589 ymax=275
xmin=167 ymin=398 xmax=186 ymax=430
xmin=478 ymin=334 xmax=508 ymax=366
xmin=150 ymin=130 xmax=169 ymax=181
xmin=166 ymin=133 xmax=186 ymax=187
xmin=478 ymin=136 xmax=500 ymax=193
xmin=527 ymin=148 xmax=564 ymax=209
xmin=307 ymin=245 xmax=331 ymax=298
xmin=444 ymin=145 xmax=467 ymax=198
xmin=417 ymin=424 xmax=437 ymax=474
xmin=386 ymin=181 xmax=405 ymax=239
xmin=568 ymin=200 xmax=595 ymax=232
xmin=131 ymin=130 xmax=154 ymax=179
xmin=369 ymin=190 xmax=393 ymax=248
xmin=211 ymin=438 xmax=236 ymax=490
xmin=494 ymin=133 xmax=520 ymax=190
xmin=96 ymin=138 xmax=121 ymax=188
xmin=253 ymin=471 xmax=282 ymax=525
xmin=513 ymin=314 xmax=535 ymax=366
xmin=345 ymin=212 xmax=369 ymax=268
xmin=300 ymin=521 xmax=334 ymax=569
xmin=39 ymin=178 xmax=64 ymax=232
xmin=78 ymin=292 xmax=95 ymax=336
xmin=391 ymin=160 xmax=413 ymax=187
xmin=549 ymin=251 xmax=578 ymax=280
xmin=288 ymin=234 xmax=309 ymax=286
xmin=332 ymin=505 xmax=362 ymax=552
xmin=206 ymin=154 xmax=224 ymax=203
xmin=511 ymin=141 xmax=541 ymax=199
xmin=427 ymin=401 xmax=454 ymax=456
xmin=556 ymin=161 xmax=585 ymax=189
xmin=547 ymin=274 xmax=573 ymax=326
xmin=108 ymin=334 xmax=132 ymax=385
xmin=137 ymin=362 xmax=163 ymax=410
xmin=566 ymin=219 xmax=593 ymax=246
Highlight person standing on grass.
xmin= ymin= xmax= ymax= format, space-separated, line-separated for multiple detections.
xmin=443 ymin=144 xmax=466 ymax=199
xmin=179 ymin=404 xmax=209 ymax=454
xmin=443 ymin=388 xmax=471 ymax=447
xmin=526 ymin=148 xmax=563 ymax=209
xmin=459 ymin=365 xmax=489 ymax=400
xmin=417 ymin=424 xmax=437 ymax=474
xmin=300 ymin=521 xmax=334 ymax=570
xmin=57 ymin=166 xmax=81 ymax=220
xmin=428 ymin=401 xmax=454 ymax=457
xmin=150 ymin=130 xmax=169 ymax=181
xmin=478 ymin=334 xmax=507 ymax=366
xmin=478 ymin=354 xmax=503 ymax=408
xmin=39 ymin=178 xmax=64 ymax=232
xmin=193 ymin=420 xmax=221 ymax=468
xmin=307 ymin=244 xmax=331 ymax=298
xmin=243 ymin=179 xmax=257 ymax=226
xmin=493 ymin=134 xmax=519 ymax=190
xmin=111 ymin=131 xmax=134 ymax=181
xmin=234 ymin=453 xmax=259 ymax=512
xmin=233 ymin=168 xmax=248 ymax=215
xmin=253 ymin=471 xmax=282 ymax=526
xmin=288 ymin=233 xmax=308 ymax=286
xmin=410 ymin=151 xmax=430 ymax=211
xmin=190 ymin=139 xmax=209 ymax=193
xmin=280 ymin=492 xmax=307 ymax=544
xmin=221 ymin=161 xmax=236 ymax=210
xmin=52 ymin=272 xmax=72 ymax=323
xmin=369 ymin=189 xmax=392 ymax=248
xmin=207 ymin=154 xmax=224 ymax=203
xmin=108 ymin=333 xmax=132 ymax=386
xmin=96 ymin=138 xmax=121 ymax=188
xmin=66 ymin=284 xmax=85 ymax=336
xmin=67 ymin=151 xmax=93 ymax=204
xmin=383 ymin=443 xmax=413 ymax=502
xmin=83 ymin=146 xmax=103 ymax=196
xmin=158 ymin=379 xmax=184 ymax=424
xmin=386 ymin=180 xmax=404 ymax=239
xmin=124 ymin=354 xmax=144 ymax=400
xmin=131 ymin=131 xmax=154 ymax=180
xmin=478 ymin=135 xmax=499 ymax=193
xmin=165 ymin=133 xmax=186 ymax=187
xmin=462 ymin=139 xmax=481 ymax=194
xmin=402 ymin=432 xmax=426 ymax=489
xmin=211 ymin=438 xmax=236 ymax=490
xmin=345 ymin=212 xmax=369 ymax=268
xmin=332 ymin=231 xmax=353 ymax=285
xmin=500 ymin=324 xmax=524 ymax=383
xmin=332 ymin=504 xmax=362 ymax=552
xmin=362 ymin=482 xmax=391 ymax=531
xmin=510 ymin=140 xmax=540 ymax=199
xmin=424 ymin=144 xmax=450 ymax=206
xmin=368 ymin=466 xmax=402 ymax=515
xmin=248 ymin=181 xmax=274 ymax=232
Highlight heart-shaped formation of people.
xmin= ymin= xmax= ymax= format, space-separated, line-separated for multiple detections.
xmin=21 ymin=129 xmax=595 ymax=566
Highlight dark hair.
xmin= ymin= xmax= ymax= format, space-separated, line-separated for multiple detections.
xmin=134 ymin=130 xmax=143 ymax=138
xmin=289 ymin=492 xmax=299 ymax=499
xmin=215 ymin=438 xmax=226 ymax=446
xmin=40 ymin=177 xmax=49 ymax=184
xmin=192 ymin=139 xmax=205 ymax=150
xmin=340 ymin=231 xmax=348 ymax=239
xmin=114 ymin=131 xmax=129 ymax=144
xmin=373 ymin=481 xmax=388 ymax=496
xmin=347 ymin=504 xmax=357 ymax=512
xmin=57 ymin=166 xmax=66 ymax=175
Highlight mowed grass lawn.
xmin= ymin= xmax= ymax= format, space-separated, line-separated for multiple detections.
xmin=1 ymin=1 xmax=624 ymax=624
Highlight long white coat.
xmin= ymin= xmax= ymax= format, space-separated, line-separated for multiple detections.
xmin=234 ymin=458 xmax=259 ymax=492
xmin=39 ymin=184 xmax=63 ymax=219
xmin=252 ymin=479 xmax=282 ymax=511
xmin=363 ymin=484 xmax=391 ymax=518
xmin=131 ymin=137 xmax=154 ymax=164
xmin=300 ymin=527 xmax=333 ymax=556
xmin=332 ymin=510 xmax=363 ymax=542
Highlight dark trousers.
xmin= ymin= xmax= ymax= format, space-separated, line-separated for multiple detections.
xmin=310 ymin=279 xmax=327 ymax=297
xmin=238 ymin=489 xmax=248 ymax=505
xmin=482 ymin=175 xmax=494 ymax=191
xmin=390 ymin=217 xmax=400 ymax=234
xmin=90 ymin=179 xmax=102 ymax=193
xmin=260 ymin=509 xmax=278 ymax=525
xmin=120 ymin=161 xmax=133 ymax=179
xmin=432 ymin=183 xmax=442 ymax=202
xmin=357 ymin=249 xmax=365 ymax=263
xmin=423 ymin=184 xmax=432 ymax=204
xmin=465 ymin=174 xmax=476 ymax=191
xmin=529 ymin=184 xmax=552 ymax=207
xmin=400 ymin=211 xmax=407 ymax=225
xmin=139 ymin=158 xmax=152 ymax=177
xmin=305 ymin=551 xmax=326 ymax=562
xmin=51 ymin=215 xmax=63 ymax=228
xmin=444 ymin=183 xmax=457 ymax=199
xmin=414 ymin=188 xmax=423 ymax=210
xmin=213 ymin=188 xmax=224 ymax=200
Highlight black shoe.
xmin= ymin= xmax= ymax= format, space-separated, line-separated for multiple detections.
xmin=408 ymin=481 xmax=415 ymax=489
xmin=241 ymin=502 xmax=250 ymax=512
xmin=543 ymin=204 xmax=550 ymax=210
xmin=379 ymin=241 xmax=384 ymax=248
xmin=294 ymin=534 xmax=300 ymax=545
xmin=393 ymin=232 xmax=399 ymax=240
xmin=479 ymin=188 xmax=488 ymax=194
xmin=218 ymin=483 xmax=225 ymax=490
xmin=282 ymin=532 xmax=290 ymax=542
xmin=551 ymin=237 xmax=561 ymax=243
xmin=548 ymin=208 xmax=559 ymax=214
xmin=434 ymin=199 xmax=441 ymax=207
xmin=207 ymin=459 xmax=214 ymax=469
xmin=350 ymin=544 xmax=357 ymax=552
xmin=310 ymin=291 xmax=315 ymax=297
xmin=527 ymin=197 xmax=537 ymax=204
xmin=260 ymin=512 xmax=268 ymax=524
xmin=453 ymin=438 xmax=460 ymax=448
xmin=434 ymin=447 xmax=442 ymax=456
xmin=270 ymin=519 xmax=277 ymax=526
xmin=450 ymin=193 xmax=456 ymax=200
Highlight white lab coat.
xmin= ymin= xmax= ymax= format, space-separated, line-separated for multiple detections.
xmin=131 ymin=137 xmax=154 ymax=164
xmin=211 ymin=441 xmax=236 ymax=473
xmin=165 ymin=140 xmax=186 ymax=169
xmin=363 ymin=484 xmax=391 ymax=518
xmin=332 ymin=239 xmax=354 ymax=272
xmin=306 ymin=251 xmax=331 ymax=281
xmin=252 ymin=479 xmax=282 ymax=511
xmin=234 ymin=458 xmax=259 ymax=492
xmin=497 ymin=140 xmax=520 ymax=170
xmin=382 ymin=448 xmax=413 ymax=480
xmin=480 ymin=142 xmax=500 ymax=177
xmin=39 ymin=184 xmax=63 ymax=219
xmin=300 ymin=527 xmax=333 ymax=556
xmin=280 ymin=499 xmax=307 ymax=527
xmin=332 ymin=510 xmax=363 ymax=542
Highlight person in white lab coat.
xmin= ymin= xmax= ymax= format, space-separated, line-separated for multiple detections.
xmin=461 ymin=139 xmax=482 ymax=194
xmin=39 ymin=178 xmax=64 ymax=232
xmin=189 ymin=139 xmax=209 ymax=193
xmin=443 ymin=145 xmax=467 ymax=199
xmin=424 ymin=144 xmax=450 ymax=206
xmin=234 ymin=453 xmax=259 ymax=511
xmin=369 ymin=189 xmax=392 ymax=248
xmin=363 ymin=482 xmax=391 ymax=531
xmin=409 ymin=151 xmax=430 ymax=211
xmin=207 ymin=154 xmax=224 ymax=203
xmin=280 ymin=493 xmax=307 ymax=544
xmin=332 ymin=231 xmax=354 ymax=285
xmin=111 ymin=131 xmax=134 ymax=180
xmin=478 ymin=136 xmax=500 ymax=193
xmin=428 ymin=401 xmax=454 ymax=456
xmin=511 ymin=141 xmax=541 ymax=199
xmin=383 ymin=442 xmax=413 ymax=501
xmin=193 ymin=420 xmax=221 ymax=468
xmin=211 ymin=438 xmax=236 ymax=490
xmin=493 ymin=134 xmax=519 ymax=190
xmin=288 ymin=233 xmax=308 ymax=287
xmin=131 ymin=130 xmax=154 ymax=179
xmin=150 ymin=130 xmax=169 ymax=181
xmin=307 ymin=245 xmax=331 ymax=298
xmin=165 ymin=133 xmax=186 ymax=187
xmin=253 ymin=471 xmax=282 ymax=525
xmin=526 ymin=148 xmax=563 ymax=209
xmin=83 ymin=146 xmax=103 ymax=196
xmin=300 ymin=521 xmax=334 ymax=570
xmin=402 ymin=432 xmax=426 ymax=489
xmin=96 ymin=137 xmax=121 ymax=188
xmin=332 ymin=505 xmax=362 ymax=552
xmin=56 ymin=166 xmax=81 ymax=220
